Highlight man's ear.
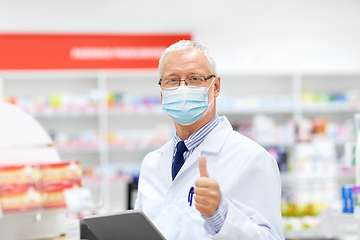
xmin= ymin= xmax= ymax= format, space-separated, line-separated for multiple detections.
xmin=160 ymin=90 xmax=163 ymax=102
xmin=214 ymin=76 xmax=220 ymax=98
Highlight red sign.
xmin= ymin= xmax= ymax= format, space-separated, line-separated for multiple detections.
xmin=0 ymin=33 xmax=192 ymax=70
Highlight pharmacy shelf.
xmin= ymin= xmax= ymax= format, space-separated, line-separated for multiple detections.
xmin=1 ymin=70 xmax=360 ymax=219
xmin=0 ymin=202 xmax=99 ymax=240
xmin=57 ymin=146 xmax=163 ymax=152
xmin=23 ymin=104 xmax=360 ymax=116
xmin=0 ymin=209 xmax=68 ymax=240
xmin=301 ymin=104 xmax=360 ymax=113
xmin=19 ymin=105 xmax=360 ymax=119
xmin=29 ymin=107 xmax=294 ymax=118
xmin=283 ymin=211 xmax=360 ymax=240
xmin=57 ymin=148 xmax=100 ymax=154
xmin=284 ymin=229 xmax=324 ymax=240
xmin=0 ymin=205 xmax=102 ymax=218
xmin=34 ymin=112 xmax=99 ymax=118
xmin=218 ymin=107 xmax=294 ymax=115
xmin=280 ymin=170 xmax=356 ymax=183
xmin=320 ymin=210 xmax=360 ymax=240
xmin=108 ymin=146 xmax=162 ymax=152
xmin=108 ymin=107 xmax=164 ymax=115
xmin=258 ymin=141 xmax=295 ymax=147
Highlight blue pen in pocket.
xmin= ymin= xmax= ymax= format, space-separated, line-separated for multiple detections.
xmin=188 ymin=186 xmax=194 ymax=207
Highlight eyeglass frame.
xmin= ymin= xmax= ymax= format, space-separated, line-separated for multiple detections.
xmin=158 ymin=75 xmax=216 ymax=90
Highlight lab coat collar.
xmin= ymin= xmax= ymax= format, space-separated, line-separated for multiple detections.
xmin=156 ymin=138 xmax=174 ymax=154
xmin=198 ymin=116 xmax=233 ymax=153
xmin=156 ymin=116 xmax=233 ymax=185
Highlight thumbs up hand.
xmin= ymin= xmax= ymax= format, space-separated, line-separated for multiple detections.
xmin=194 ymin=155 xmax=222 ymax=217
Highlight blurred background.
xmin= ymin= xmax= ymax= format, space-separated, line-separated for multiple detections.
xmin=0 ymin=1 xmax=360 ymax=239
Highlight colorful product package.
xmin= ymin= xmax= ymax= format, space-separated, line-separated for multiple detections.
xmin=39 ymin=161 xmax=82 ymax=209
xmin=353 ymin=185 xmax=360 ymax=217
xmin=0 ymin=183 xmax=41 ymax=212
xmin=40 ymin=161 xmax=82 ymax=181
xmin=0 ymin=161 xmax=84 ymax=213
xmin=342 ymin=185 xmax=354 ymax=213
xmin=40 ymin=179 xmax=82 ymax=209
xmin=0 ymin=165 xmax=41 ymax=184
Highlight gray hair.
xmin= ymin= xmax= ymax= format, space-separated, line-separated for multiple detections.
xmin=158 ymin=40 xmax=217 ymax=78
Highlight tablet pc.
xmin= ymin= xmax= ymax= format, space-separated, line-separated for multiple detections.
xmin=83 ymin=210 xmax=166 ymax=240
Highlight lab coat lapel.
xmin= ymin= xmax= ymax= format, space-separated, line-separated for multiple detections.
xmin=176 ymin=147 xmax=201 ymax=179
xmin=175 ymin=116 xmax=233 ymax=179
xmin=156 ymin=140 xmax=175 ymax=188
xmin=200 ymin=116 xmax=233 ymax=153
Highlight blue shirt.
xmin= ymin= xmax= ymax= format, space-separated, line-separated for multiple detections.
xmin=173 ymin=114 xmax=228 ymax=235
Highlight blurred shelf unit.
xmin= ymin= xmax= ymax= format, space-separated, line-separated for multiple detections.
xmin=0 ymin=71 xmax=359 ymax=160
xmin=280 ymin=168 xmax=356 ymax=183
xmin=1 ymin=71 xmax=360 ymax=239
xmin=282 ymin=210 xmax=360 ymax=240
xmin=283 ymin=228 xmax=325 ymax=240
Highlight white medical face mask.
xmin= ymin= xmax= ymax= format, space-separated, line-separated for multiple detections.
xmin=161 ymin=78 xmax=215 ymax=125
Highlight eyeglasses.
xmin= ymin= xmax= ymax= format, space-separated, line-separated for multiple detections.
xmin=158 ymin=75 xmax=215 ymax=90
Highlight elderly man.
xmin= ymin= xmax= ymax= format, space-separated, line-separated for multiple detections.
xmin=135 ymin=40 xmax=284 ymax=240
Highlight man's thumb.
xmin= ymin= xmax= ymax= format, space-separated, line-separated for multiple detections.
xmin=199 ymin=155 xmax=210 ymax=178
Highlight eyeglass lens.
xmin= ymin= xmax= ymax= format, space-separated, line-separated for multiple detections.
xmin=160 ymin=76 xmax=207 ymax=89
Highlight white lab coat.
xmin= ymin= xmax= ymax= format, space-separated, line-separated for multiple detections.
xmin=135 ymin=116 xmax=284 ymax=240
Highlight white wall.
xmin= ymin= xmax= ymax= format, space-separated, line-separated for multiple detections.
xmin=1 ymin=0 xmax=360 ymax=73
